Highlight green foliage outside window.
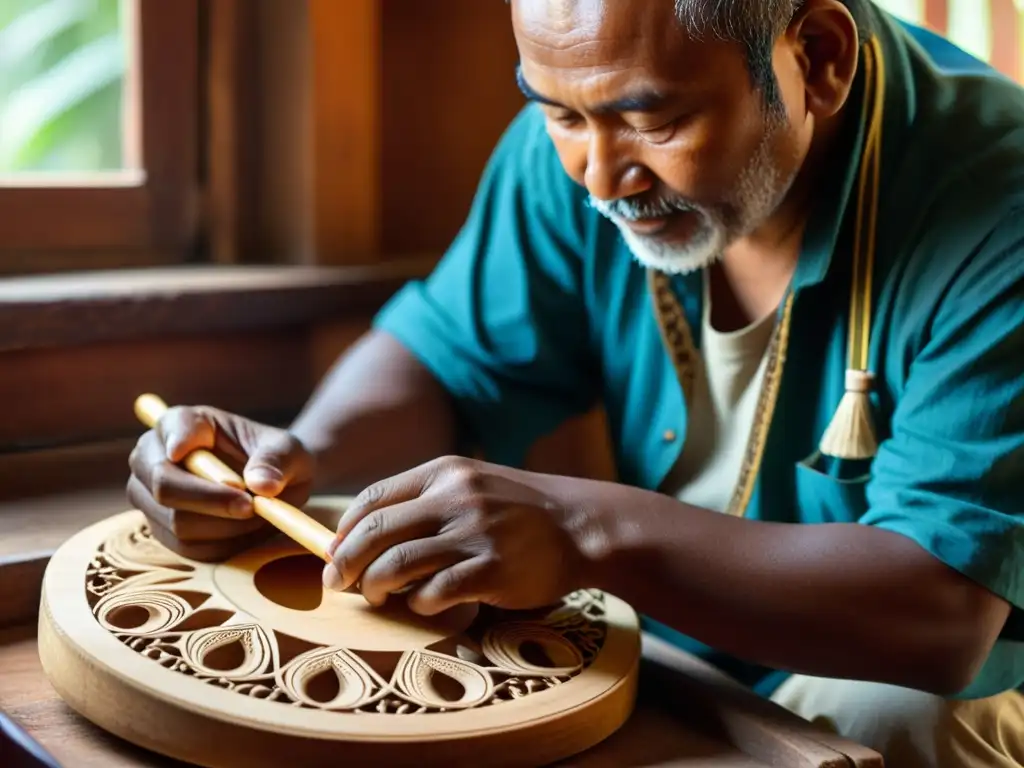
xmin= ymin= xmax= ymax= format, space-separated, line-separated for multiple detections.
xmin=0 ymin=0 xmax=127 ymax=173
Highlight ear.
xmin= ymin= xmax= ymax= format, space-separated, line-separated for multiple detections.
xmin=785 ymin=0 xmax=860 ymax=119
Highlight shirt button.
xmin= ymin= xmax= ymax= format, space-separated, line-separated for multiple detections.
xmin=663 ymin=429 xmax=677 ymax=442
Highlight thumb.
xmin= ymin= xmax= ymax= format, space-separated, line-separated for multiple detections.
xmin=242 ymin=431 xmax=311 ymax=497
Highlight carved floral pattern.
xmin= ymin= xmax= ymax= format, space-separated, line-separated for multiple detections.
xmin=85 ymin=522 xmax=609 ymax=714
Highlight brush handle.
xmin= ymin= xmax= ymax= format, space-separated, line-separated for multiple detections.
xmin=134 ymin=394 xmax=246 ymax=490
xmin=134 ymin=394 xmax=335 ymax=562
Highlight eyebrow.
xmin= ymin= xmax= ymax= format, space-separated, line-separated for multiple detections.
xmin=515 ymin=65 xmax=671 ymax=115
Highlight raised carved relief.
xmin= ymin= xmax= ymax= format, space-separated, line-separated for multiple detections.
xmin=84 ymin=521 xmax=610 ymax=714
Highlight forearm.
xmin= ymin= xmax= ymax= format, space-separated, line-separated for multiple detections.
xmin=575 ymin=482 xmax=1008 ymax=694
xmin=290 ymin=330 xmax=460 ymax=493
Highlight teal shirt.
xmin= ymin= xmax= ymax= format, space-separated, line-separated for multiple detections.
xmin=375 ymin=7 xmax=1024 ymax=700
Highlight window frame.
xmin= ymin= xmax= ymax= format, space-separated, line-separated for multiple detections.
xmin=0 ymin=0 xmax=200 ymax=273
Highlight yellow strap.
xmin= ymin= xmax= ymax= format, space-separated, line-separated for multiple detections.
xmin=848 ymin=36 xmax=885 ymax=374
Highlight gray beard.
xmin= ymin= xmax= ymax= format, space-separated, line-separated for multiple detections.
xmin=588 ymin=129 xmax=797 ymax=275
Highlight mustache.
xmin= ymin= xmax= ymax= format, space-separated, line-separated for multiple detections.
xmin=587 ymin=193 xmax=696 ymax=221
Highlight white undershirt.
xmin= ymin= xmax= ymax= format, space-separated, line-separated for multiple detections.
xmin=666 ymin=272 xmax=777 ymax=513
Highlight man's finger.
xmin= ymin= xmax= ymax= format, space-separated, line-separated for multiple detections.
xmin=404 ymin=556 xmax=491 ymax=616
xmin=356 ymin=536 xmax=466 ymax=607
xmin=156 ymin=405 xmax=256 ymax=477
xmin=133 ymin=431 xmax=254 ymax=518
xmin=127 ymin=474 xmax=175 ymax=532
xmin=331 ymin=463 xmax=441 ymax=549
xmin=126 ymin=476 xmax=264 ymax=542
xmin=156 ymin=406 xmax=218 ymax=463
xmin=243 ymin=431 xmax=314 ymax=498
xmin=324 ymin=498 xmax=443 ymax=592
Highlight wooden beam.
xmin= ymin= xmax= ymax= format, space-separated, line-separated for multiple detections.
xmin=0 ymin=330 xmax=312 ymax=451
xmin=379 ymin=0 xmax=523 ymax=255
xmin=990 ymin=0 xmax=1021 ymax=80
xmin=309 ymin=0 xmax=381 ymax=264
xmin=0 ymin=553 xmax=49 ymax=630
xmin=924 ymin=0 xmax=949 ymax=35
xmin=205 ymin=0 xmax=260 ymax=264
xmin=0 ymin=260 xmax=433 ymax=351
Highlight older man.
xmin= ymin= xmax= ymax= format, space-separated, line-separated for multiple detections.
xmin=128 ymin=1 xmax=1024 ymax=764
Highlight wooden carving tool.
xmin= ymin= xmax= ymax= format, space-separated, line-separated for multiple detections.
xmin=133 ymin=394 xmax=336 ymax=563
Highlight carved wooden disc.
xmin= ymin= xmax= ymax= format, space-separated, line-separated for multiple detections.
xmin=38 ymin=508 xmax=641 ymax=767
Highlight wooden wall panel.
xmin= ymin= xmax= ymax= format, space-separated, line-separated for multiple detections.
xmin=924 ymin=0 xmax=949 ymax=35
xmin=990 ymin=0 xmax=1021 ymax=81
xmin=310 ymin=0 xmax=381 ymax=264
xmin=206 ymin=1 xmax=524 ymax=265
xmin=206 ymin=0 xmax=260 ymax=264
xmin=0 ymin=331 xmax=311 ymax=450
xmin=379 ymin=1 xmax=525 ymax=255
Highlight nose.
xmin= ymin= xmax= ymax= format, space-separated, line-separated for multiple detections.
xmin=583 ymin=129 xmax=653 ymax=202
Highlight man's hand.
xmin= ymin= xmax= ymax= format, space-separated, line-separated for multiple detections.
xmin=322 ymin=456 xmax=599 ymax=615
xmin=127 ymin=405 xmax=315 ymax=561
xmin=324 ymin=454 xmax=1012 ymax=695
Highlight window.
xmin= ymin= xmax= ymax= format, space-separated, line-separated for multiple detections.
xmin=0 ymin=0 xmax=198 ymax=273
xmin=875 ymin=0 xmax=1024 ymax=82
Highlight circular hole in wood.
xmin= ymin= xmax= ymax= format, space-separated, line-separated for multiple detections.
xmin=303 ymin=668 xmax=342 ymax=704
xmin=105 ymin=604 xmax=151 ymax=630
xmin=202 ymin=639 xmax=248 ymax=671
xmin=519 ymin=640 xmax=565 ymax=668
xmin=253 ymin=555 xmax=325 ymax=612
xmin=429 ymin=673 xmax=466 ymax=703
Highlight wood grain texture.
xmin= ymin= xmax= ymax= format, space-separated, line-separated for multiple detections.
xmin=0 ymin=488 xmax=130 ymax=560
xmin=0 ymin=624 xmax=885 ymax=767
xmin=0 ymin=261 xmax=433 ymax=352
xmin=204 ymin=0 xmax=261 ymax=265
xmin=0 ymin=627 xmax=190 ymax=768
xmin=137 ymin=0 xmax=200 ymax=251
xmin=0 ymin=187 xmax=150 ymax=253
xmin=0 ymin=499 xmax=881 ymax=768
xmin=0 ymin=331 xmax=310 ymax=451
xmin=0 ymin=440 xmax=136 ymax=501
xmin=0 ymin=554 xmax=49 ymax=631
xmin=0 ymin=505 xmax=882 ymax=768
xmin=37 ymin=509 xmax=640 ymax=767
xmin=0 ymin=701 xmax=63 ymax=768
xmin=310 ymin=0 xmax=381 ymax=263
xmin=640 ymin=635 xmax=885 ymax=768
xmin=379 ymin=0 xmax=525 ymax=255
xmin=198 ymin=3 xmax=525 ymax=267
xmin=201 ymin=0 xmax=315 ymax=267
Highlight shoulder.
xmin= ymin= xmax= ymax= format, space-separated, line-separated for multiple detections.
xmin=881 ymin=39 xmax=1024 ymax=326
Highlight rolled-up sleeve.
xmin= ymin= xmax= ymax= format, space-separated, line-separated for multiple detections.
xmin=373 ymin=106 xmax=598 ymax=467
xmin=861 ymin=217 xmax=1024 ymax=698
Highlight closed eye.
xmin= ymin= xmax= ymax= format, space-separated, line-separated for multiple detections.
xmin=637 ymin=121 xmax=678 ymax=144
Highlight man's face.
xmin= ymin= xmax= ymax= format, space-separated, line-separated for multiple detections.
xmin=511 ymin=0 xmax=814 ymax=274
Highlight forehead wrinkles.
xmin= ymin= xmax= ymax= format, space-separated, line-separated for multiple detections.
xmin=512 ymin=0 xmax=681 ymax=67
xmin=513 ymin=0 xmax=608 ymax=35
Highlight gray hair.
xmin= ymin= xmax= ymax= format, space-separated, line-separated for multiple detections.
xmin=674 ymin=0 xmax=809 ymax=108
xmin=508 ymin=0 xmax=821 ymax=110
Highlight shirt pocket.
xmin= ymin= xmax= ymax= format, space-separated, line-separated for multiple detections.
xmin=794 ymin=454 xmax=871 ymax=523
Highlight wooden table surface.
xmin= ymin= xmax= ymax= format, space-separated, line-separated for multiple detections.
xmin=0 ymin=623 xmax=881 ymax=768
xmin=0 ymin=494 xmax=882 ymax=767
